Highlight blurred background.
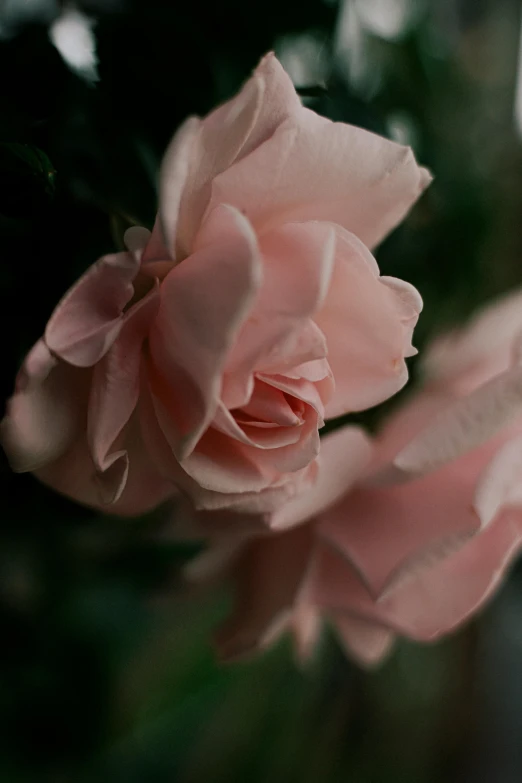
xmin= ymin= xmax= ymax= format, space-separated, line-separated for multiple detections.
xmin=1 ymin=0 xmax=522 ymax=780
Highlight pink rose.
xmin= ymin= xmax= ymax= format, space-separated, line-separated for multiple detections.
xmin=184 ymin=291 xmax=522 ymax=666
xmin=1 ymin=53 xmax=428 ymax=514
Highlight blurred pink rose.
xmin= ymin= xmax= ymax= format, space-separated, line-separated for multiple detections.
xmin=1 ymin=53 xmax=428 ymax=515
xmin=185 ymin=291 xmax=522 ymax=666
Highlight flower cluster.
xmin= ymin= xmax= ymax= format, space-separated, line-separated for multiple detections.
xmin=3 ymin=54 xmax=522 ymax=666
xmin=183 ymin=289 xmax=522 ymax=665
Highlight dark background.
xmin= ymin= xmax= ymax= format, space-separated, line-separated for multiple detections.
xmin=2 ymin=0 xmax=522 ymax=780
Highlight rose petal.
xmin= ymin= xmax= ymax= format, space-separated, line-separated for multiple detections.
xmin=159 ymin=116 xmax=202 ymax=258
xmin=210 ymin=107 xmax=430 ymax=249
xmin=291 ymin=602 xmax=322 ymax=664
xmin=179 ymin=426 xmax=276 ymax=493
xmin=423 ymin=289 xmax=522 ymax=393
xmin=475 ymin=435 xmax=522 ymax=527
xmin=380 ymin=275 xmax=423 ymax=358
xmin=332 ymin=614 xmax=394 ymax=668
xmin=140 ymin=382 xmax=318 ymax=513
xmin=45 ymin=252 xmax=140 ymax=367
xmin=268 ymin=425 xmax=372 ymax=531
xmin=319 ymin=449 xmax=488 ymax=598
xmin=376 ymin=511 xmax=522 ymax=640
xmin=214 ymin=524 xmax=314 ymax=661
xmin=165 ymin=52 xmax=301 ymax=257
xmin=141 ymin=216 xmax=172 ymax=264
xmin=238 ymin=378 xmax=300 ymax=426
xmin=316 ymin=229 xmax=420 ymax=417
xmin=87 ymin=283 xmax=160 ymax=473
xmin=35 ymin=417 xmax=174 ymax=515
xmin=257 ymin=320 xmax=328 ymax=377
xmin=224 ymin=222 xmax=336 ymax=382
xmin=1 ymin=340 xmax=89 ymax=472
xmin=258 ymin=374 xmax=326 ymax=420
xmin=148 ymin=204 xmax=263 ymax=459
xmin=212 ymin=402 xmax=302 ymax=449
xmin=394 ymin=364 xmax=522 ymax=479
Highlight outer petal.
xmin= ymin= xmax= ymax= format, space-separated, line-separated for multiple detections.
xmin=87 ymin=283 xmax=160 ymax=474
xmin=315 ymin=229 xmax=421 ymax=416
xmin=380 ymin=276 xmax=423 ymax=358
xmin=234 ymin=52 xmax=303 ymax=157
xmin=161 ymin=53 xmax=301 ymax=257
xmin=148 ymin=205 xmax=263 ymax=458
xmin=1 ymin=340 xmax=89 ymax=472
xmin=369 ymin=388 xmax=453 ymax=477
xmin=311 ymin=542 xmax=387 ymax=625
xmin=393 ymin=364 xmax=522 ymax=479
xmin=291 ymin=603 xmax=322 ymax=664
xmin=313 ymin=511 xmax=522 ymax=642
xmin=45 ymin=252 xmax=140 ymax=366
xmin=214 ymin=523 xmax=314 ymax=661
xmin=159 ymin=116 xmax=204 ymax=258
xmin=35 ymin=416 xmax=174 ymax=516
xmin=210 ymin=107 xmax=430 ymax=249
xmin=267 ymin=425 xmax=373 ymax=531
xmin=423 ymin=289 xmax=522 ymax=393
xmin=474 ymin=435 xmax=522 ymax=527
xmin=375 ymin=511 xmax=522 ymax=640
xmin=318 ymin=446 xmax=493 ymax=598
xmin=332 ymin=615 xmax=394 ymax=668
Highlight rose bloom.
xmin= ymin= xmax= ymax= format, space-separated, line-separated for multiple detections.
xmin=183 ymin=291 xmax=522 ymax=666
xmin=1 ymin=54 xmax=428 ymax=515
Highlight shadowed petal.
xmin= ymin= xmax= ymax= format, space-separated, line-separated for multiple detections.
xmin=1 ymin=340 xmax=89 ymax=472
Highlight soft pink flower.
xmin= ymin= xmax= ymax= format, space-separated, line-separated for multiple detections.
xmin=1 ymin=53 xmax=428 ymax=514
xmin=185 ymin=291 xmax=522 ymax=666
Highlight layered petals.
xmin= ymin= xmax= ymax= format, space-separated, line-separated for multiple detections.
xmin=316 ymin=229 xmax=422 ymax=416
xmin=36 ymin=416 xmax=175 ymax=515
xmin=148 ymin=204 xmax=262 ymax=458
xmin=319 ymin=460 xmax=483 ymax=598
xmin=313 ymin=511 xmax=522 ymax=642
xmin=183 ymin=288 xmax=522 ymax=666
xmin=223 ymin=221 xmax=335 ymax=383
